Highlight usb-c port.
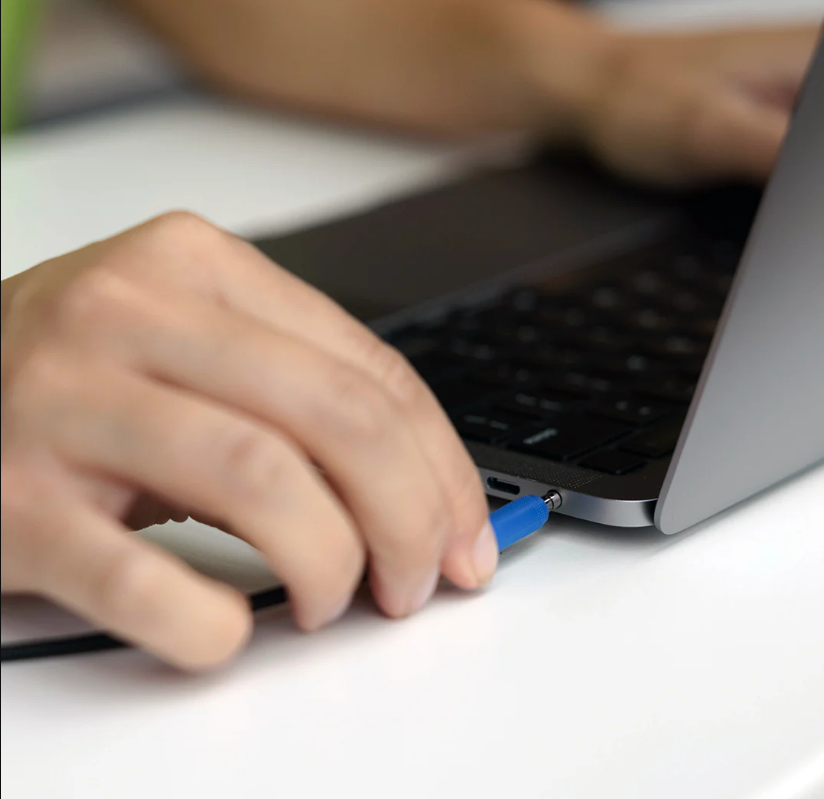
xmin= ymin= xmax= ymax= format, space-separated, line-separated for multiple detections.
xmin=487 ymin=477 xmax=521 ymax=496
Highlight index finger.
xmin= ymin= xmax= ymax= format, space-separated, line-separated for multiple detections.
xmin=121 ymin=213 xmax=495 ymax=589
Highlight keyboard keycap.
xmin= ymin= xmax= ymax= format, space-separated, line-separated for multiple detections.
xmin=409 ymin=353 xmax=466 ymax=382
xmin=590 ymin=398 xmax=676 ymax=426
xmin=509 ymin=416 xmax=630 ymax=461
xmin=431 ymin=379 xmax=491 ymax=411
xmin=517 ymin=348 xmax=588 ymax=371
xmin=626 ymin=269 xmax=670 ymax=296
xmin=579 ymin=450 xmax=647 ymax=475
xmin=581 ymin=326 xmax=633 ymax=352
xmin=597 ymin=353 xmax=668 ymax=378
xmin=619 ymin=417 xmax=685 ymax=458
xmin=472 ymin=363 xmax=536 ymax=386
xmin=446 ymin=338 xmax=499 ymax=362
xmin=492 ymin=323 xmax=547 ymax=347
xmin=681 ymin=316 xmax=719 ymax=339
xmin=393 ymin=332 xmax=439 ymax=357
xmin=641 ymin=335 xmax=707 ymax=358
xmin=548 ymin=371 xmax=622 ymax=396
xmin=587 ymin=285 xmax=628 ymax=311
xmin=636 ymin=376 xmax=697 ymax=404
xmin=622 ymin=308 xmax=676 ymax=333
xmin=496 ymin=389 xmax=583 ymax=417
xmin=452 ymin=410 xmax=535 ymax=443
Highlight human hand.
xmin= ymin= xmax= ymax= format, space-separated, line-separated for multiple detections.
xmin=0 ymin=212 xmax=496 ymax=669
xmin=577 ymin=24 xmax=821 ymax=184
xmin=117 ymin=0 xmax=819 ymax=185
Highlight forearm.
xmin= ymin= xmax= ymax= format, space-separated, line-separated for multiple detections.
xmin=117 ymin=0 xmax=615 ymax=136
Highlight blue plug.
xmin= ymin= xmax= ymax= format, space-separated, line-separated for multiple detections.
xmin=490 ymin=491 xmax=562 ymax=551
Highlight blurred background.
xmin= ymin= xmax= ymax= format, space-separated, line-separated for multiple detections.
xmin=22 ymin=0 xmax=824 ymax=130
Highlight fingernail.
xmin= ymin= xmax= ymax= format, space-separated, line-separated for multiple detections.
xmin=472 ymin=521 xmax=499 ymax=586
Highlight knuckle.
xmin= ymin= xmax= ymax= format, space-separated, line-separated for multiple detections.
xmin=216 ymin=427 xmax=294 ymax=504
xmin=91 ymin=546 xmax=165 ymax=623
xmin=370 ymin=343 xmax=427 ymax=412
xmin=11 ymin=345 xmax=72 ymax=408
xmin=56 ymin=267 xmax=141 ymax=332
xmin=331 ymin=368 xmax=396 ymax=445
xmin=143 ymin=210 xmax=230 ymax=254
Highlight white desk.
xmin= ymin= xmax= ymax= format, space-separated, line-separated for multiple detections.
xmin=3 ymin=6 xmax=824 ymax=797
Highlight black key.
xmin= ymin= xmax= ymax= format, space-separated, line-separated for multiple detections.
xmin=517 ymin=348 xmax=587 ymax=371
xmin=496 ymin=389 xmax=584 ymax=417
xmin=579 ymin=450 xmax=647 ymax=475
xmin=431 ymin=379 xmax=492 ymax=411
xmin=636 ymin=376 xmax=696 ymax=404
xmin=587 ymin=285 xmax=628 ymax=311
xmin=670 ymin=290 xmax=715 ymax=316
xmin=472 ymin=362 xmax=537 ymax=387
xmin=626 ymin=269 xmax=670 ymax=296
xmin=671 ymin=253 xmax=708 ymax=281
xmin=441 ymin=312 xmax=486 ymax=337
xmin=502 ymin=288 xmax=544 ymax=314
xmin=681 ymin=316 xmax=719 ymax=339
xmin=619 ymin=417 xmax=685 ymax=458
xmin=622 ymin=308 xmax=676 ymax=333
xmin=452 ymin=409 xmax=535 ymax=443
xmin=547 ymin=371 xmax=623 ymax=396
xmin=582 ymin=326 xmax=634 ymax=352
xmin=694 ymin=271 xmax=734 ymax=297
xmin=538 ymin=305 xmax=592 ymax=331
xmin=641 ymin=335 xmax=707 ymax=359
xmin=596 ymin=353 xmax=668 ymax=379
xmin=509 ymin=416 xmax=630 ymax=461
xmin=491 ymin=323 xmax=548 ymax=347
xmin=590 ymin=397 xmax=676 ymax=426
xmin=393 ymin=333 xmax=440 ymax=358
xmin=446 ymin=338 xmax=499 ymax=362
xmin=409 ymin=353 xmax=467 ymax=382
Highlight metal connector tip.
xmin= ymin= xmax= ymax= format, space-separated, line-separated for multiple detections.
xmin=542 ymin=490 xmax=562 ymax=511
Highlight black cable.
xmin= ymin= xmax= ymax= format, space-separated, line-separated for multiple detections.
xmin=0 ymin=585 xmax=288 ymax=663
xmin=2 ymin=492 xmax=560 ymax=663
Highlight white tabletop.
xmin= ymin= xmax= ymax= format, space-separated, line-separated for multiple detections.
xmin=3 ymin=4 xmax=824 ymax=797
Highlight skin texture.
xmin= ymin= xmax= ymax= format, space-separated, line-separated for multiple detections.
xmin=1 ymin=213 xmax=497 ymax=670
xmin=119 ymin=0 xmax=821 ymax=183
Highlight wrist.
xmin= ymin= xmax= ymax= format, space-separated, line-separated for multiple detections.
xmin=496 ymin=1 xmax=621 ymax=139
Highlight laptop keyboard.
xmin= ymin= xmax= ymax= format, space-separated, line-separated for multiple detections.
xmin=384 ymin=236 xmax=741 ymax=477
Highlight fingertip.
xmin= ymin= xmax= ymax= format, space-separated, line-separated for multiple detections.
xmin=369 ymin=568 xmax=439 ymax=619
xmin=693 ymin=91 xmax=788 ymax=179
xmin=165 ymin=582 xmax=253 ymax=672
xmin=292 ymin=591 xmax=351 ymax=633
xmin=441 ymin=519 xmax=499 ymax=591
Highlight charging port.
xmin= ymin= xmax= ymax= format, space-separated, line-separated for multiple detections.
xmin=487 ymin=477 xmax=521 ymax=496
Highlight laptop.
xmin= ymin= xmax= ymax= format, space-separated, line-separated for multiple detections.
xmin=254 ymin=38 xmax=824 ymax=535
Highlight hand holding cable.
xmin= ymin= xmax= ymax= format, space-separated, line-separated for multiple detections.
xmin=1 ymin=491 xmax=561 ymax=663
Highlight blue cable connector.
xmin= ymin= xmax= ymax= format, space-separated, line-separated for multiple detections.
xmin=490 ymin=490 xmax=562 ymax=551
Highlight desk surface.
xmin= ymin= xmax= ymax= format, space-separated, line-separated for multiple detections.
xmin=2 ymin=8 xmax=824 ymax=797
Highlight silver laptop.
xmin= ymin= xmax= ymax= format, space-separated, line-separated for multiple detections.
xmin=255 ymin=37 xmax=824 ymax=534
